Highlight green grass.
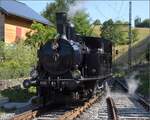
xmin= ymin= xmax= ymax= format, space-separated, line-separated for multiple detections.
xmin=0 ymin=87 xmax=36 ymax=102
xmin=135 ymin=28 xmax=150 ymax=42
xmin=136 ymin=69 xmax=149 ymax=96
xmin=113 ymin=28 xmax=150 ymax=97
xmin=115 ymin=28 xmax=150 ymax=64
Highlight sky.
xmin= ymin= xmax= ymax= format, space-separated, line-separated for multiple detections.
xmin=20 ymin=0 xmax=149 ymax=25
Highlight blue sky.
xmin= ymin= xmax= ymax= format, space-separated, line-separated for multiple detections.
xmin=20 ymin=0 xmax=149 ymax=25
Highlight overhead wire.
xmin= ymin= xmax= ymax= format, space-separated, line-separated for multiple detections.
xmin=95 ymin=5 xmax=108 ymax=20
xmin=94 ymin=1 xmax=129 ymax=24
xmin=116 ymin=1 xmax=124 ymax=20
xmin=105 ymin=1 xmax=125 ymax=21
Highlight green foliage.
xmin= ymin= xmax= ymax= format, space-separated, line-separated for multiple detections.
xmin=93 ymin=19 xmax=101 ymax=25
xmin=41 ymin=0 xmax=93 ymax=36
xmin=135 ymin=17 xmax=141 ymax=27
xmin=71 ymin=10 xmax=91 ymax=35
xmin=101 ymin=19 xmax=139 ymax=45
xmin=42 ymin=0 xmax=76 ymax=24
xmin=101 ymin=19 xmax=121 ymax=44
xmin=101 ymin=19 xmax=114 ymax=40
xmin=0 ymin=88 xmax=35 ymax=102
xmin=136 ymin=70 xmax=149 ymax=96
xmin=0 ymin=41 xmax=5 ymax=59
xmin=132 ymin=29 xmax=139 ymax=42
xmin=25 ymin=22 xmax=56 ymax=48
xmin=135 ymin=17 xmax=150 ymax=28
xmin=0 ymin=41 xmax=37 ymax=79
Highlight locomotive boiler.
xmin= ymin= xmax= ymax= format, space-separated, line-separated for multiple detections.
xmin=23 ymin=12 xmax=112 ymax=103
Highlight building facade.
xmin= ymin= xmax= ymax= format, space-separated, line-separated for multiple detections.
xmin=0 ymin=0 xmax=49 ymax=43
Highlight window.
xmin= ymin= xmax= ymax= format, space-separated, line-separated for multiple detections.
xmin=16 ymin=27 xmax=22 ymax=39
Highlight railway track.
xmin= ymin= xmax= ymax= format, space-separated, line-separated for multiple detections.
xmin=8 ymin=78 xmax=150 ymax=120
xmin=10 ymin=91 xmax=104 ymax=120
xmin=106 ymin=93 xmax=150 ymax=120
xmin=106 ymin=97 xmax=118 ymax=120
xmin=76 ymin=79 xmax=150 ymax=120
xmin=77 ymin=92 xmax=150 ymax=120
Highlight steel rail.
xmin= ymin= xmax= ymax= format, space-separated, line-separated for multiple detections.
xmin=10 ymin=91 xmax=105 ymax=120
xmin=106 ymin=97 xmax=118 ymax=120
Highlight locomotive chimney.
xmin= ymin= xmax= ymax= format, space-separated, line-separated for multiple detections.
xmin=56 ymin=12 xmax=67 ymax=39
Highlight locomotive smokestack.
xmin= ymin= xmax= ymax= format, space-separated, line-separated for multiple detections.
xmin=56 ymin=12 xmax=67 ymax=39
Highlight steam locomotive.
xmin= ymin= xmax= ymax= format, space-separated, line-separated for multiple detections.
xmin=23 ymin=12 xmax=112 ymax=103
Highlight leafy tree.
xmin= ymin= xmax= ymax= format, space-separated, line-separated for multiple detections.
xmin=42 ymin=0 xmax=76 ymax=24
xmin=134 ymin=17 xmax=141 ymax=27
xmin=93 ymin=19 xmax=101 ymax=25
xmin=135 ymin=18 xmax=150 ymax=28
xmin=142 ymin=19 xmax=150 ymax=28
xmin=101 ymin=19 xmax=115 ymax=43
xmin=25 ymin=22 xmax=56 ymax=48
xmin=71 ymin=10 xmax=91 ymax=35
xmin=41 ymin=0 xmax=93 ymax=36
xmin=0 ymin=41 xmax=37 ymax=79
xmin=101 ymin=19 xmax=129 ymax=45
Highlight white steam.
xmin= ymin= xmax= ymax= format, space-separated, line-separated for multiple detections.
xmin=68 ymin=1 xmax=86 ymax=17
xmin=126 ymin=72 xmax=140 ymax=95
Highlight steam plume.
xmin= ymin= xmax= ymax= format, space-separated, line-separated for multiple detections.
xmin=126 ymin=72 xmax=140 ymax=95
xmin=68 ymin=1 xmax=86 ymax=17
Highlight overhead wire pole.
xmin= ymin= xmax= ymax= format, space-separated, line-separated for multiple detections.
xmin=128 ymin=0 xmax=132 ymax=71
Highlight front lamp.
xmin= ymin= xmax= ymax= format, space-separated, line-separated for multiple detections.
xmin=71 ymin=70 xmax=81 ymax=80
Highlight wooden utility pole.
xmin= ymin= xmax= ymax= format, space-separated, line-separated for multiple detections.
xmin=128 ymin=0 xmax=132 ymax=71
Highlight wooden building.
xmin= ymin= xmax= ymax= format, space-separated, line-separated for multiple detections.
xmin=0 ymin=0 xmax=49 ymax=43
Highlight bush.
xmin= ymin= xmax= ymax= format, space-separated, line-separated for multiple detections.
xmin=25 ymin=22 xmax=56 ymax=48
xmin=136 ymin=70 xmax=149 ymax=96
xmin=0 ymin=87 xmax=35 ymax=102
xmin=0 ymin=23 xmax=56 ymax=80
xmin=0 ymin=41 xmax=37 ymax=80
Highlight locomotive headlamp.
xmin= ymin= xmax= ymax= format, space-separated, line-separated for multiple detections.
xmin=71 ymin=70 xmax=81 ymax=80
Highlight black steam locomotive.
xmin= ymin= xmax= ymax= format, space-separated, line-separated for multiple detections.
xmin=23 ymin=12 xmax=112 ymax=103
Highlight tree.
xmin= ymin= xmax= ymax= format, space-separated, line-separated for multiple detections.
xmin=134 ymin=17 xmax=141 ymax=27
xmin=135 ymin=18 xmax=150 ymax=28
xmin=42 ymin=0 xmax=76 ymax=24
xmin=101 ymin=19 xmax=115 ymax=43
xmin=142 ymin=19 xmax=150 ymax=28
xmin=25 ymin=22 xmax=56 ymax=48
xmin=101 ymin=19 xmax=128 ymax=45
xmin=93 ymin=19 xmax=101 ymax=25
xmin=71 ymin=10 xmax=91 ymax=35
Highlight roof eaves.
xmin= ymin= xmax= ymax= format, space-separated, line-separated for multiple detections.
xmin=4 ymin=10 xmax=50 ymax=25
xmin=0 ymin=0 xmax=50 ymax=25
xmin=15 ymin=0 xmax=50 ymax=25
xmin=0 ymin=7 xmax=9 ymax=15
